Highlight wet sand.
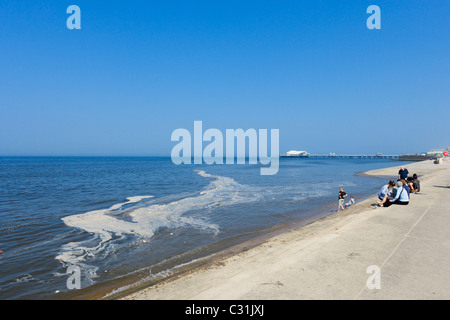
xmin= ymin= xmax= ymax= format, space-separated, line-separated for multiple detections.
xmin=118 ymin=159 xmax=450 ymax=300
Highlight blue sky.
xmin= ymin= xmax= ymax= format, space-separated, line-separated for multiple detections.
xmin=1 ymin=0 xmax=449 ymax=156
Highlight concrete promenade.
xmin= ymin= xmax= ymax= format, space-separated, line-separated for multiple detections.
xmin=120 ymin=160 xmax=450 ymax=300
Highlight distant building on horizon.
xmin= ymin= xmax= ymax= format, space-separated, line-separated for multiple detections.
xmin=285 ymin=150 xmax=310 ymax=157
xmin=427 ymin=149 xmax=448 ymax=158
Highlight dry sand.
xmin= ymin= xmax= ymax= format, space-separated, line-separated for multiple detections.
xmin=118 ymin=159 xmax=450 ymax=300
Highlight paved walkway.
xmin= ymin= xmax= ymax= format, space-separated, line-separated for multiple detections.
xmin=121 ymin=162 xmax=450 ymax=300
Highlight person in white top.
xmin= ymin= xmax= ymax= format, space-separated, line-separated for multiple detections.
xmin=378 ymin=180 xmax=395 ymax=207
xmin=383 ymin=180 xmax=410 ymax=207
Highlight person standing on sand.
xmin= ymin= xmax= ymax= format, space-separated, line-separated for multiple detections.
xmin=338 ymin=187 xmax=347 ymax=212
xmin=398 ymin=166 xmax=409 ymax=180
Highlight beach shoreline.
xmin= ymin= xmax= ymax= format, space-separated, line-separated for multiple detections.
xmin=115 ymin=159 xmax=449 ymax=300
xmin=47 ymin=158 xmax=404 ymax=300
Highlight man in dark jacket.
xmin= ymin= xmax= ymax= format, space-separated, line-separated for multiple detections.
xmin=398 ymin=166 xmax=409 ymax=180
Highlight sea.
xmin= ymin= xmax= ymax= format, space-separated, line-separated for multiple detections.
xmin=0 ymin=156 xmax=404 ymax=299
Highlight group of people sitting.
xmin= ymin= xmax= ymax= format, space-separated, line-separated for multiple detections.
xmin=377 ymin=166 xmax=421 ymax=207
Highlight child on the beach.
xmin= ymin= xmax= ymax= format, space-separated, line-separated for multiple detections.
xmin=345 ymin=195 xmax=355 ymax=208
xmin=338 ymin=187 xmax=347 ymax=212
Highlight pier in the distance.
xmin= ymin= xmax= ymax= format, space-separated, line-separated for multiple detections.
xmin=280 ymin=153 xmax=399 ymax=159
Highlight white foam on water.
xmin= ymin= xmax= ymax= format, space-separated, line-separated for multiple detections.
xmin=56 ymin=196 xmax=155 ymax=268
xmin=15 ymin=274 xmax=33 ymax=283
xmin=56 ymin=171 xmax=261 ymax=280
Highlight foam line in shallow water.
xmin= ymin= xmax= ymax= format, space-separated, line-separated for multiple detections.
xmin=56 ymin=171 xmax=262 ymax=275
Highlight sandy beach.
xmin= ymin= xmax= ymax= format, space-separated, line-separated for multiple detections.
xmin=118 ymin=159 xmax=450 ymax=300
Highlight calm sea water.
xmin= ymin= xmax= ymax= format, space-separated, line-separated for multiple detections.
xmin=0 ymin=156 xmax=401 ymax=299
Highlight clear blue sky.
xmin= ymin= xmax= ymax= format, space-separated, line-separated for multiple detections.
xmin=1 ymin=0 xmax=449 ymax=156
